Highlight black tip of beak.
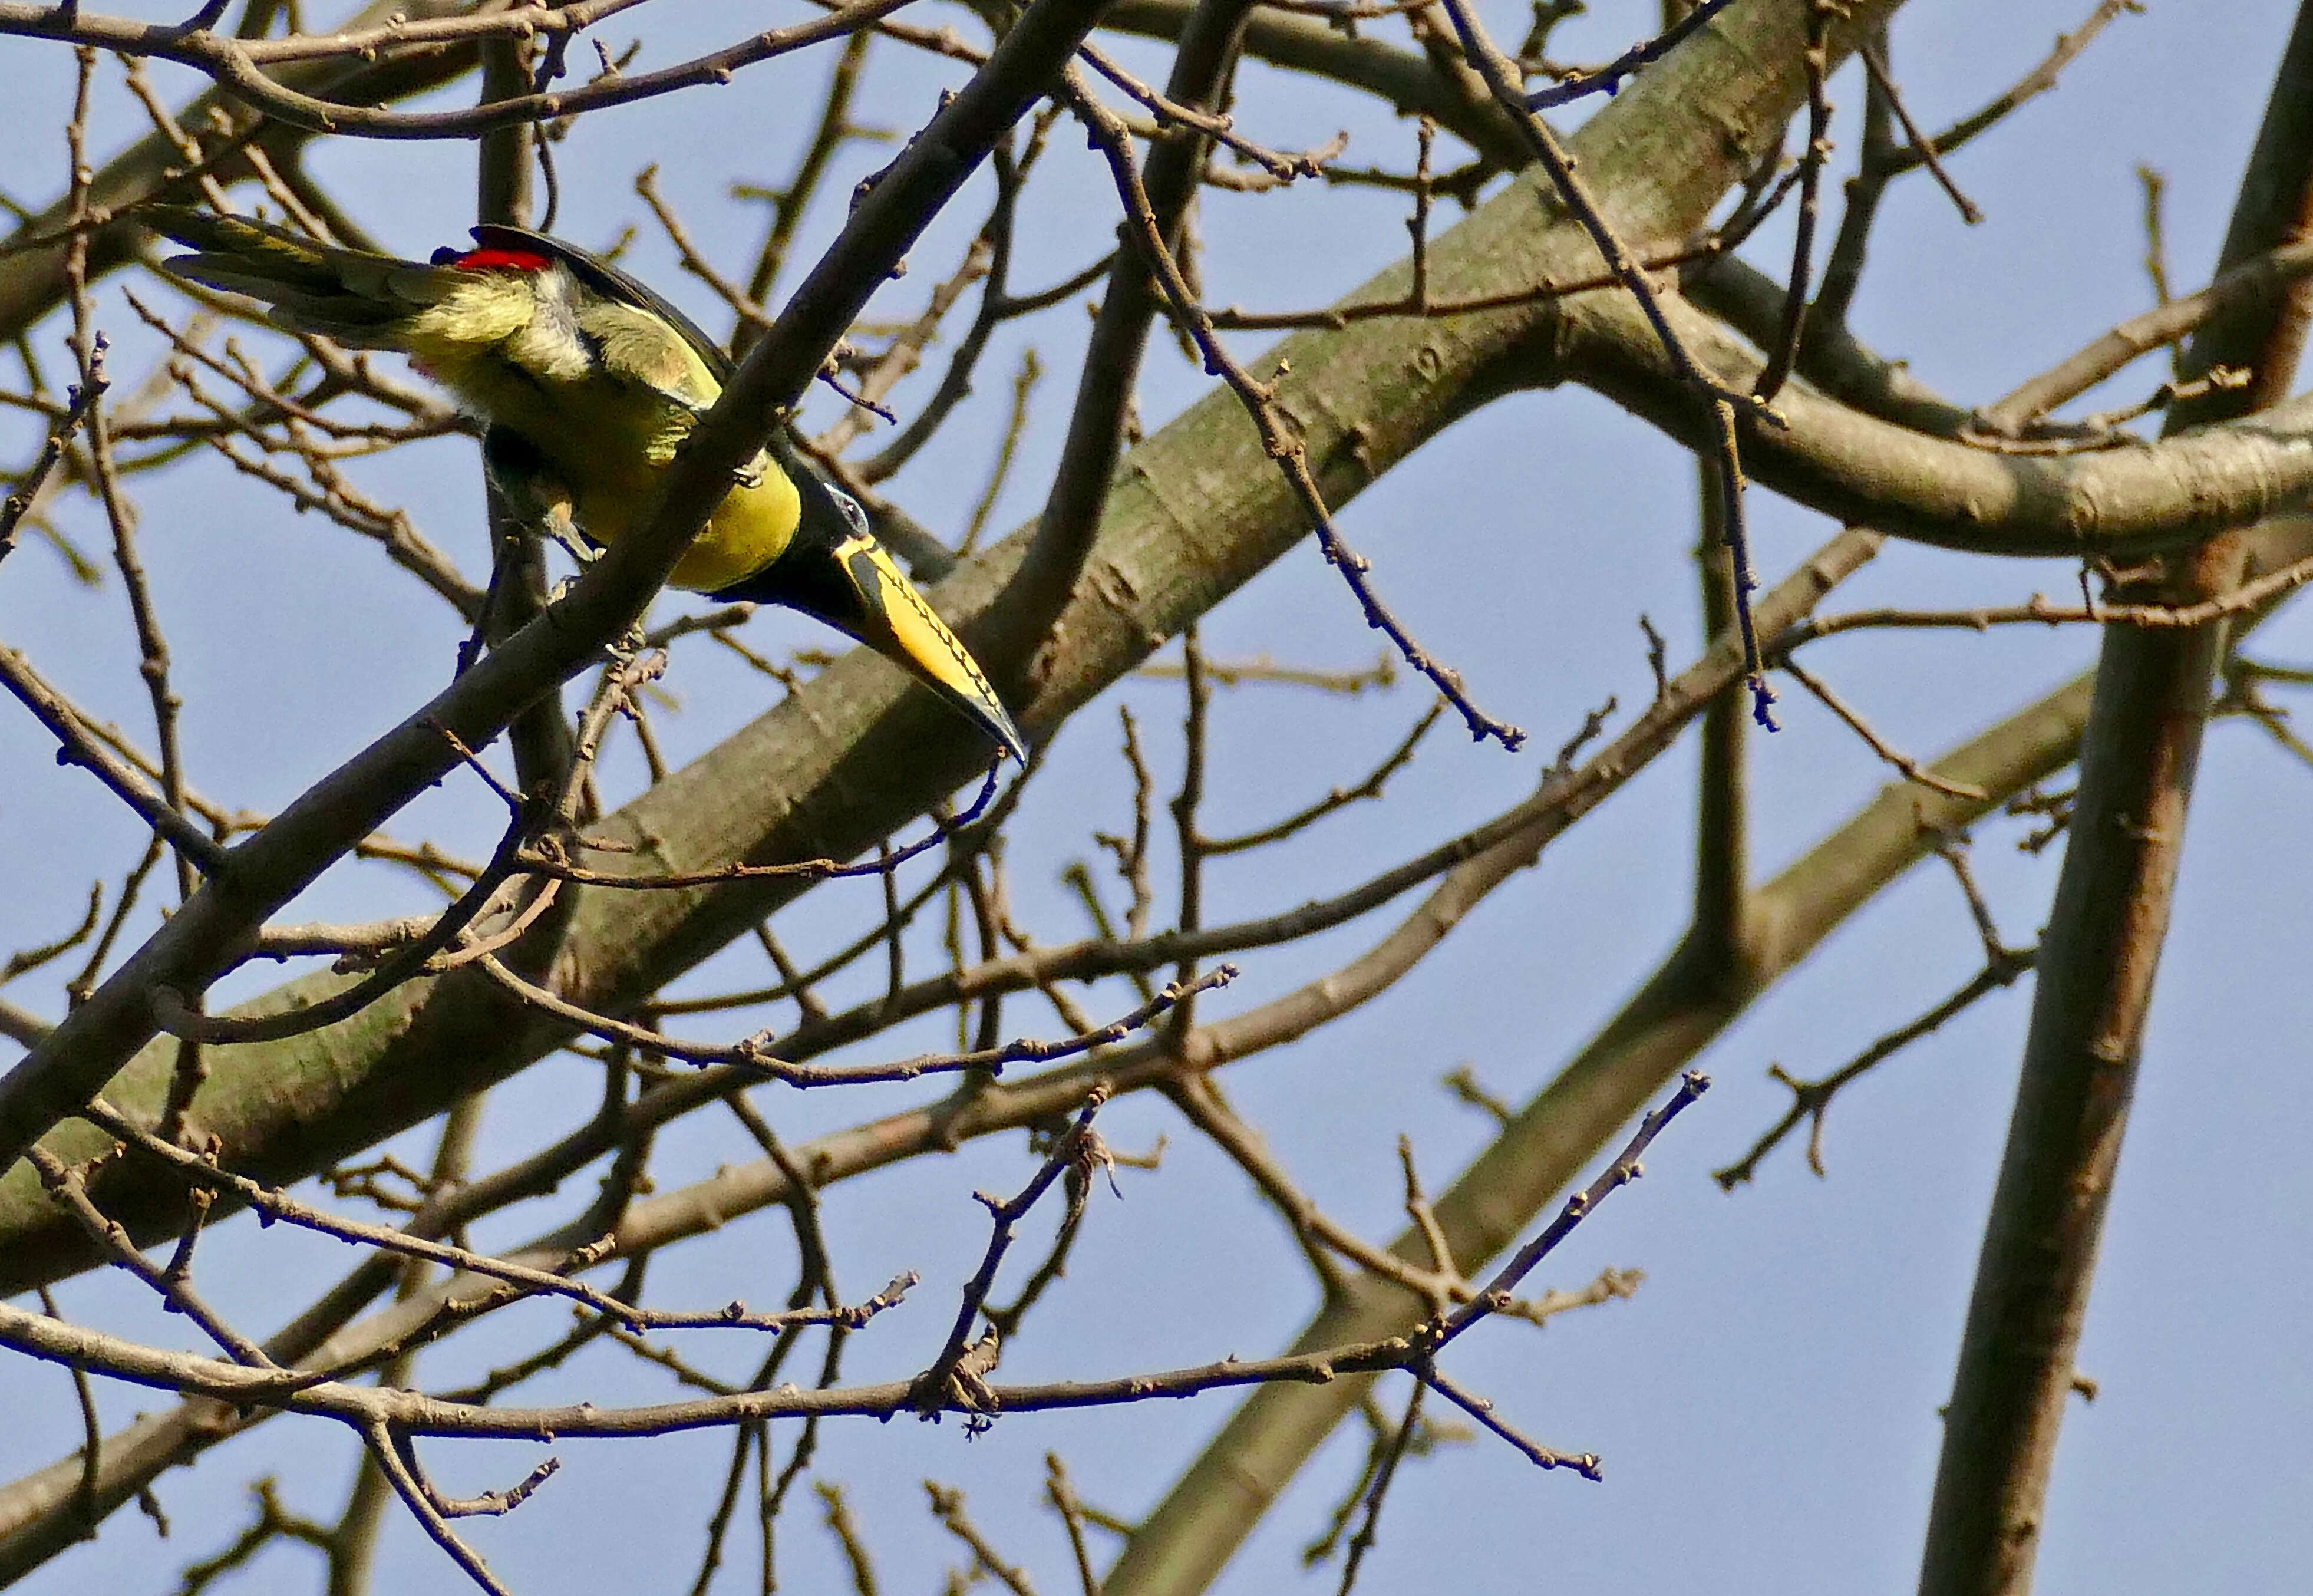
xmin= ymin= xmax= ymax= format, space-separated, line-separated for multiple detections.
xmin=977 ymin=701 xmax=1031 ymax=766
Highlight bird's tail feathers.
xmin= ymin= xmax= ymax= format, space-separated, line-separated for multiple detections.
xmin=144 ymin=206 xmax=464 ymax=347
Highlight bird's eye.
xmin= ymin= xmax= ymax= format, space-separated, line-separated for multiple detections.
xmin=834 ymin=490 xmax=870 ymax=536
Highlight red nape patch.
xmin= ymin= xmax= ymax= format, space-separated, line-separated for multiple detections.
xmin=450 ymin=246 xmax=553 ymax=273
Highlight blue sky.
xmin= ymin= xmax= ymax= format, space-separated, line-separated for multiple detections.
xmin=2 ymin=2 xmax=2308 ymax=1592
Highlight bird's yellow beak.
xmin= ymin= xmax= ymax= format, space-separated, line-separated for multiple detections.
xmin=703 ymin=454 xmax=1025 ymax=762
xmin=824 ymin=532 xmax=1027 ymax=763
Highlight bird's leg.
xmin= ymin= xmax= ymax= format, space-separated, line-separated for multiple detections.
xmin=541 ymin=506 xmax=596 ymax=572
xmin=481 ymin=424 xmax=597 ymax=571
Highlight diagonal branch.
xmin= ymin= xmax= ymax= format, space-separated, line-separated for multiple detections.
xmin=0 ymin=0 xmax=1890 ymax=1291
xmin=0 ymin=0 xmax=1122 ymax=1175
xmin=1916 ymin=8 xmax=2313 ymax=1592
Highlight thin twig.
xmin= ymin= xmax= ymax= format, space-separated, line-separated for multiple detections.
xmin=1856 ymin=40 xmax=1982 ymax=225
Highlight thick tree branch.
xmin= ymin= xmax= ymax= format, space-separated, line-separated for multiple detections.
xmin=1544 ymin=277 xmax=2313 ymax=557
xmin=0 ymin=0 xmax=1899 ymax=1287
xmin=1916 ymin=9 xmax=2313 ymax=1593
